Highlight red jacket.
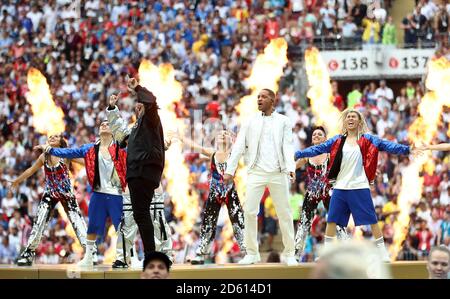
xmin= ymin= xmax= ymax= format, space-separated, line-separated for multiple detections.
xmin=49 ymin=142 xmax=127 ymax=191
xmin=296 ymin=134 xmax=410 ymax=185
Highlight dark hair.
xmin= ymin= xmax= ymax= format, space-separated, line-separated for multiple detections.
xmin=261 ymin=88 xmax=276 ymax=100
xmin=266 ymin=251 xmax=281 ymax=263
xmin=143 ymin=251 xmax=172 ymax=272
xmin=59 ymin=135 xmax=68 ymax=148
xmin=312 ymin=126 xmax=327 ymax=136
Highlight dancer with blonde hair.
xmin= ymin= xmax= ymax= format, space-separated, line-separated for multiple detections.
xmin=295 ymin=109 xmax=421 ymax=261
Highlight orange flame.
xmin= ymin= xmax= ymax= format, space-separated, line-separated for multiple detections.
xmin=138 ymin=60 xmax=200 ymax=237
xmin=26 ymin=68 xmax=84 ymax=256
xmin=391 ymin=56 xmax=450 ymax=260
xmin=304 ymin=47 xmax=341 ymax=136
xmin=26 ymin=68 xmax=65 ymax=136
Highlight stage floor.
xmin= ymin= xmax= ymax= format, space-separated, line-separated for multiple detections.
xmin=0 ymin=261 xmax=428 ymax=279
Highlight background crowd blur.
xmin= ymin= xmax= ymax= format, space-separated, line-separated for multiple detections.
xmin=0 ymin=0 xmax=449 ymax=265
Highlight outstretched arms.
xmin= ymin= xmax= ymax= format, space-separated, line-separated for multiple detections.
xmin=10 ymin=154 xmax=45 ymax=191
xmin=295 ymin=135 xmax=338 ymax=160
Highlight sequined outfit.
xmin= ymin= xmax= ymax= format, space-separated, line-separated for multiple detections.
xmin=295 ymin=157 xmax=347 ymax=254
xmin=18 ymin=154 xmax=88 ymax=261
xmin=196 ymin=153 xmax=246 ymax=256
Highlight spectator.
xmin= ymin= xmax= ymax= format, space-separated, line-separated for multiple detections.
xmin=347 ymin=83 xmax=362 ymax=109
xmin=141 ymin=251 xmax=172 ymax=279
xmin=362 ymin=17 xmax=381 ymax=46
xmin=266 ymin=250 xmax=281 ymax=263
xmin=1 ymin=190 xmax=20 ymax=219
xmin=340 ymin=16 xmax=358 ymax=49
xmin=382 ymin=16 xmax=397 ymax=46
xmin=427 ymin=246 xmax=450 ymax=279
xmin=375 ymin=80 xmax=394 ymax=111
xmin=0 ymin=235 xmax=17 ymax=264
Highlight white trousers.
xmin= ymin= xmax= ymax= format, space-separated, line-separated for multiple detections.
xmin=245 ymin=168 xmax=295 ymax=257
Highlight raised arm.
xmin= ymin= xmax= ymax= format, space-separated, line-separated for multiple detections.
xmin=225 ymin=121 xmax=249 ymax=176
xmin=295 ymin=135 xmax=339 ymax=159
xmin=177 ymin=135 xmax=215 ymax=158
xmin=365 ymin=134 xmax=410 ymax=155
xmin=44 ymin=143 xmax=93 ymax=159
xmin=106 ymin=93 xmax=133 ymax=143
xmin=10 ymin=154 xmax=45 ymax=190
xmin=424 ymin=143 xmax=450 ymax=151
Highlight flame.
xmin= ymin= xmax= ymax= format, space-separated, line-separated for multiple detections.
xmin=138 ymin=60 xmax=200 ymax=236
xmin=26 ymin=68 xmax=83 ymax=257
xmin=391 ymin=56 xmax=450 ymax=260
xmin=26 ymin=68 xmax=65 ymax=136
xmin=304 ymin=47 xmax=341 ymax=136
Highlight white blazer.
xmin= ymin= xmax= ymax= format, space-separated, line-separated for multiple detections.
xmin=225 ymin=111 xmax=296 ymax=176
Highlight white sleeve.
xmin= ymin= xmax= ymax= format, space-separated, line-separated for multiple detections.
xmin=225 ymin=121 xmax=249 ymax=176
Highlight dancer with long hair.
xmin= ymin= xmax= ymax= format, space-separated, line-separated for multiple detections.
xmin=294 ymin=126 xmax=347 ymax=260
xmin=176 ymin=130 xmax=246 ymax=264
xmin=37 ymin=121 xmax=127 ymax=267
xmin=10 ymin=134 xmax=89 ymax=266
xmin=295 ymin=109 xmax=420 ymax=261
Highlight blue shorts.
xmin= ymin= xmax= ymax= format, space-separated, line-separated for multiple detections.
xmin=87 ymin=192 xmax=123 ymax=236
xmin=327 ymin=189 xmax=378 ymax=227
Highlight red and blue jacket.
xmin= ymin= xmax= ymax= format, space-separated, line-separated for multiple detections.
xmin=49 ymin=142 xmax=127 ymax=192
xmin=295 ymin=134 xmax=410 ymax=184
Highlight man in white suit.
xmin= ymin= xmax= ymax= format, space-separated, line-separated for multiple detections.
xmin=224 ymin=89 xmax=298 ymax=266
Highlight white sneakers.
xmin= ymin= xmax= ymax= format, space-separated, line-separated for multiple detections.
xmin=284 ymin=256 xmax=299 ymax=266
xmin=378 ymin=246 xmax=391 ymax=262
xmin=77 ymin=252 xmax=94 ymax=268
xmin=238 ymin=254 xmax=261 ymax=265
xmin=130 ymin=255 xmax=142 ymax=269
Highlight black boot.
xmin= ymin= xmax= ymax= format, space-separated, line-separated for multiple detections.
xmin=16 ymin=250 xmax=35 ymax=266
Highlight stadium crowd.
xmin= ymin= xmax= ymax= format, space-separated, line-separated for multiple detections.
xmin=0 ymin=0 xmax=449 ymax=265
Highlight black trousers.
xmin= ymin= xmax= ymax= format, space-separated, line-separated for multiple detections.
xmin=128 ymin=177 xmax=159 ymax=255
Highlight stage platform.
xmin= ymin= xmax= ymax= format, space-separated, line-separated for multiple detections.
xmin=0 ymin=261 xmax=428 ymax=279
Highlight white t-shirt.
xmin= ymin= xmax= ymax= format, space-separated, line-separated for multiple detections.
xmin=1 ymin=197 xmax=20 ymax=218
xmin=27 ymin=11 xmax=43 ymax=31
xmin=334 ymin=142 xmax=370 ymax=190
xmin=255 ymin=115 xmax=281 ymax=172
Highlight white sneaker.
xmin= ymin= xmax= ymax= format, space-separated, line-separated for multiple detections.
xmin=130 ymin=255 xmax=142 ymax=269
xmin=190 ymin=255 xmax=205 ymax=265
xmin=238 ymin=254 xmax=261 ymax=265
xmin=77 ymin=254 xmax=93 ymax=268
xmin=285 ymin=256 xmax=299 ymax=266
xmin=378 ymin=246 xmax=391 ymax=262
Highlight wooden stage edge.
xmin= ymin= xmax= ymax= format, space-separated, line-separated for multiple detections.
xmin=0 ymin=261 xmax=428 ymax=279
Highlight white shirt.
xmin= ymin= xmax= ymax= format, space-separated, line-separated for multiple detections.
xmin=342 ymin=22 xmax=357 ymax=37
xmin=375 ymin=87 xmax=393 ymax=111
xmin=255 ymin=114 xmax=281 ymax=172
xmin=376 ymin=118 xmax=393 ymax=138
xmin=320 ymin=7 xmax=336 ymax=29
xmin=138 ymin=40 xmax=151 ymax=55
xmin=334 ymin=142 xmax=370 ymax=190
xmin=27 ymin=11 xmax=43 ymax=32
xmin=95 ymin=150 xmax=122 ymax=195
